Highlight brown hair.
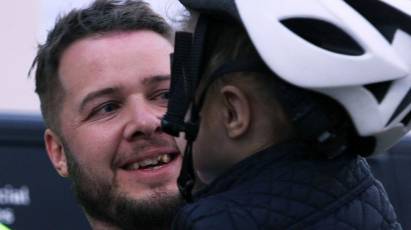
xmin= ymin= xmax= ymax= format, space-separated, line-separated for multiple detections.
xmin=193 ymin=17 xmax=293 ymax=140
xmin=30 ymin=0 xmax=173 ymax=133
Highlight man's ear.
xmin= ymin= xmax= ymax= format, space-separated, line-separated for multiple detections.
xmin=44 ymin=129 xmax=69 ymax=177
xmin=220 ymin=85 xmax=251 ymax=139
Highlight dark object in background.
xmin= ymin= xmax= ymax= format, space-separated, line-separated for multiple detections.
xmin=368 ymin=136 xmax=411 ymax=230
xmin=0 ymin=113 xmax=88 ymax=230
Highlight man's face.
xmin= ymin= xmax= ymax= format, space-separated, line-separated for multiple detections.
xmin=47 ymin=30 xmax=182 ymax=229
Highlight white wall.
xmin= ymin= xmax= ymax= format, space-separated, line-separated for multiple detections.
xmin=1 ymin=1 xmax=40 ymax=114
xmin=0 ymin=0 xmax=184 ymax=115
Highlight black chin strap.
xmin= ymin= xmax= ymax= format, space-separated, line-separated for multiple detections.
xmin=161 ymin=31 xmax=197 ymax=202
xmin=177 ymin=142 xmax=195 ymax=202
xmin=161 ymin=32 xmax=193 ymax=137
xmin=163 ymin=16 xmax=209 ymax=202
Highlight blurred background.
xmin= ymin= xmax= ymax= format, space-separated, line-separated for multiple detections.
xmin=1 ymin=0 xmax=184 ymax=114
xmin=0 ymin=1 xmax=410 ymax=229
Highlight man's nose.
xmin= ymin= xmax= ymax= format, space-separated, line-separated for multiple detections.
xmin=123 ymin=98 xmax=162 ymax=141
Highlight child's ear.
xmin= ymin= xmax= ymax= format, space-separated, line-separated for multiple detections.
xmin=220 ymin=85 xmax=251 ymax=139
xmin=44 ymin=129 xmax=69 ymax=177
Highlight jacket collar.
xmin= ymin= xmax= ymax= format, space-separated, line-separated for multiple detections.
xmin=193 ymin=141 xmax=308 ymax=199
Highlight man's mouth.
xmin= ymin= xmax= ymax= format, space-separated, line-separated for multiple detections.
xmin=122 ymin=153 xmax=179 ymax=171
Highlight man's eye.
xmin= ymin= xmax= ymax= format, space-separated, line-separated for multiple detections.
xmin=100 ymin=103 xmax=119 ymax=113
xmin=160 ymin=91 xmax=170 ymax=100
xmin=153 ymin=90 xmax=170 ymax=101
xmin=150 ymin=90 xmax=170 ymax=107
xmin=90 ymin=102 xmax=120 ymax=118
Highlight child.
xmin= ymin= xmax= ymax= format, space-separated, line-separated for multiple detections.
xmin=162 ymin=0 xmax=410 ymax=229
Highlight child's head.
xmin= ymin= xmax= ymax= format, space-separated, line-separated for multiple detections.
xmin=163 ymin=0 xmax=411 ymax=197
xmin=190 ymin=19 xmax=293 ymax=183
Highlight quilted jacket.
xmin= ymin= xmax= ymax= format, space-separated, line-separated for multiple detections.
xmin=172 ymin=142 xmax=402 ymax=230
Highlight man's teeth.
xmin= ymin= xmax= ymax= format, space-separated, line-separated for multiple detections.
xmin=159 ymin=154 xmax=171 ymax=163
xmin=126 ymin=154 xmax=173 ymax=170
xmin=128 ymin=163 xmax=140 ymax=170
xmin=140 ymin=158 xmax=159 ymax=167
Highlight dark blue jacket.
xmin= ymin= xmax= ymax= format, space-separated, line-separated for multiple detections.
xmin=172 ymin=142 xmax=402 ymax=230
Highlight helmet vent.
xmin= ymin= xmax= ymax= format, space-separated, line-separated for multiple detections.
xmin=281 ymin=18 xmax=365 ymax=56
xmin=401 ymin=111 xmax=411 ymax=127
xmin=387 ymin=89 xmax=411 ymax=125
xmin=344 ymin=0 xmax=411 ymax=43
xmin=364 ymin=81 xmax=392 ymax=103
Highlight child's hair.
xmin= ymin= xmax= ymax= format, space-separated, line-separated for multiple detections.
xmin=193 ymin=17 xmax=294 ymax=142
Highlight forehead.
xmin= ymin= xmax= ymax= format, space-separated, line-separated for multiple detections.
xmin=58 ymin=30 xmax=172 ymax=95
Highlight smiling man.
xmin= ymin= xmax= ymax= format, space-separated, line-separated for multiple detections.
xmin=30 ymin=1 xmax=182 ymax=229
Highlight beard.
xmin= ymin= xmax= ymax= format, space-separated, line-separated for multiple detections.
xmin=63 ymin=142 xmax=183 ymax=230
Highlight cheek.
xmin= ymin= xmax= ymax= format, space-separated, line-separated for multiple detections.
xmin=193 ymin=130 xmax=209 ymax=166
xmin=192 ymin=120 xmax=220 ymax=183
xmin=191 ymin=102 xmax=225 ymax=183
xmin=64 ymin=124 xmax=121 ymax=170
xmin=193 ymin=135 xmax=210 ymax=183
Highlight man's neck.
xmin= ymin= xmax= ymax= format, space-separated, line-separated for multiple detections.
xmin=90 ymin=222 xmax=121 ymax=230
xmin=87 ymin=214 xmax=121 ymax=230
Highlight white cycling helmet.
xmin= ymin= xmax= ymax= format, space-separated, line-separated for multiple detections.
xmin=161 ymin=0 xmax=411 ymax=201
xmin=175 ymin=0 xmax=411 ymax=155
